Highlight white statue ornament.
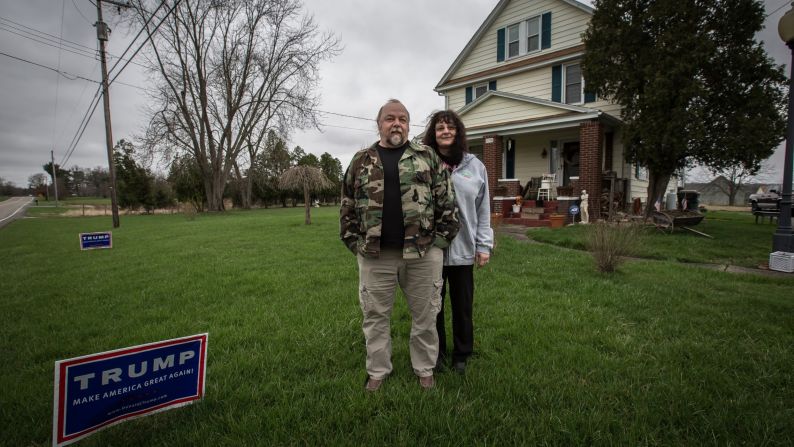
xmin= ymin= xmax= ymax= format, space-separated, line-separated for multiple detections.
xmin=580 ymin=190 xmax=589 ymax=224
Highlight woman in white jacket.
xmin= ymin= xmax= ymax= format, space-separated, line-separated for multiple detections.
xmin=423 ymin=110 xmax=494 ymax=375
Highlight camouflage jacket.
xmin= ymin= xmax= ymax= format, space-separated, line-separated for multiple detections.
xmin=340 ymin=141 xmax=459 ymax=259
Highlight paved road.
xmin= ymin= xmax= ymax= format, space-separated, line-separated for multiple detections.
xmin=0 ymin=196 xmax=33 ymax=229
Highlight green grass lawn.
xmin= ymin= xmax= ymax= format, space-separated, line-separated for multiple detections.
xmin=528 ymin=210 xmax=780 ymax=268
xmin=1 ymin=207 xmax=792 ymax=445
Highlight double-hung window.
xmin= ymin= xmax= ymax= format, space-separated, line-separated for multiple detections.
xmin=507 ymin=24 xmax=520 ymax=58
xmin=565 ymin=64 xmax=582 ymax=104
xmin=527 ymin=16 xmax=540 ymax=53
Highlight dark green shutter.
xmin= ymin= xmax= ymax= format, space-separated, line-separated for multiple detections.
xmin=551 ymin=65 xmax=562 ymax=102
xmin=497 ymin=28 xmax=505 ymax=62
xmin=488 ymin=80 xmax=497 ymax=91
xmin=541 ymin=12 xmax=551 ymax=49
xmin=465 ymin=86 xmax=473 ymax=104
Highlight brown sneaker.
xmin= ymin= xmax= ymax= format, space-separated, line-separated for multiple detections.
xmin=364 ymin=377 xmax=383 ymax=392
xmin=418 ymin=375 xmax=435 ymax=390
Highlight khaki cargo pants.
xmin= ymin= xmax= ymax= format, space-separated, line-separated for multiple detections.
xmin=357 ymin=247 xmax=443 ymax=379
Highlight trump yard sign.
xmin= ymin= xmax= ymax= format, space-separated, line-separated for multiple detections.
xmin=53 ymin=334 xmax=208 ymax=446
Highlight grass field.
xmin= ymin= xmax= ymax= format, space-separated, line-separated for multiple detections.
xmin=1 ymin=207 xmax=792 ymax=445
xmin=26 ymin=197 xmax=114 ymax=216
xmin=527 ymin=210 xmax=780 ymax=268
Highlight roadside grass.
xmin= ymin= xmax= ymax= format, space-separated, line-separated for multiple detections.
xmin=27 ymin=197 xmax=113 ymax=216
xmin=0 ymin=195 xmax=8 ymax=201
xmin=1 ymin=207 xmax=792 ymax=445
xmin=528 ymin=210 xmax=778 ymax=267
xmin=35 ymin=197 xmax=112 ymax=205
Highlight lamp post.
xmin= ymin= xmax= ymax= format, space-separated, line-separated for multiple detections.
xmin=774 ymin=4 xmax=794 ymax=253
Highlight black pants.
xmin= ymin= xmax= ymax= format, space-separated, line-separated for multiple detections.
xmin=436 ymin=264 xmax=474 ymax=364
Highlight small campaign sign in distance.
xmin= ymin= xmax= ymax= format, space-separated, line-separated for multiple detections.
xmin=53 ymin=334 xmax=208 ymax=447
xmin=569 ymin=205 xmax=580 ymax=215
xmin=79 ymin=232 xmax=112 ymax=250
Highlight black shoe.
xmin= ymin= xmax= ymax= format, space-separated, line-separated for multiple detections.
xmin=452 ymin=360 xmax=466 ymax=375
xmin=434 ymin=357 xmax=446 ymax=373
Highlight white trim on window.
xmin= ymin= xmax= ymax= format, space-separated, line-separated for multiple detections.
xmin=505 ymin=13 xmax=545 ymax=60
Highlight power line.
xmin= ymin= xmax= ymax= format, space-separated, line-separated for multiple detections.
xmin=767 ymin=0 xmax=791 ymax=18
xmin=319 ymin=124 xmax=375 ymax=133
xmin=0 ymin=50 xmax=96 ymax=82
xmin=0 ymin=15 xmax=95 ymax=54
xmin=0 ymin=15 xmax=148 ymax=70
xmin=316 ymin=109 xmax=425 ymax=128
xmin=51 ymin=0 xmax=67 ymax=163
xmin=0 ymin=49 xmax=145 ymax=91
xmin=60 ymin=90 xmax=102 ymax=167
xmin=71 ymin=0 xmax=93 ymax=24
xmin=108 ymin=0 xmax=172 ymax=81
xmin=0 ymin=25 xmax=99 ymax=60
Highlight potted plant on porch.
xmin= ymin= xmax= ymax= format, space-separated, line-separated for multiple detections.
xmin=512 ymin=196 xmax=522 ymax=215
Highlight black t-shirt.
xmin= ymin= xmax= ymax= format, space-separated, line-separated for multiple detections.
xmin=377 ymin=143 xmax=408 ymax=249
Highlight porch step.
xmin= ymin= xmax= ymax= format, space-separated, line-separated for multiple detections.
xmin=503 ymin=217 xmax=551 ymax=227
xmin=520 ymin=212 xmax=550 ymax=220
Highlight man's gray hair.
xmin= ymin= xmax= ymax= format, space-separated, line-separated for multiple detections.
xmin=375 ymin=99 xmax=410 ymax=123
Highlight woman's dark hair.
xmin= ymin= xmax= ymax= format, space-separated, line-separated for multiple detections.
xmin=422 ymin=110 xmax=468 ymax=153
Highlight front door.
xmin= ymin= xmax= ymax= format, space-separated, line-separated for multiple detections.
xmin=562 ymin=142 xmax=580 ymax=186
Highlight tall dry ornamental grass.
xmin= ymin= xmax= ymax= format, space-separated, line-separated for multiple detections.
xmin=585 ymin=221 xmax=643 ymax=272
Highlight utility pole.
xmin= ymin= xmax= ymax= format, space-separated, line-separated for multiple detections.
xmin=95 ymin=0 xmax=128 ymax=228
xmin=51 ymin=150 xmax=59 ymax=207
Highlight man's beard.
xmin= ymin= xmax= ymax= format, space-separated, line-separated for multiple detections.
xmin=387 ymin=131 xmax=405 ymax=147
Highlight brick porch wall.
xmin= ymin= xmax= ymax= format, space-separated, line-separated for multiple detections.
xmin=579 ymin=120 xmax=603 ymax=220
xmin=483 ymin=134 xmax=503 ymax=202
xmin=499 ymin=179 xmax=521 ymax=197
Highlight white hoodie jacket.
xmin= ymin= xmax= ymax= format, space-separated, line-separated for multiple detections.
xmin=445 ymin=153 xmax=494 ymax=266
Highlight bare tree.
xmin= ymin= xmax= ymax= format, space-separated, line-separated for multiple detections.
xmin=131 ymin=0 xmax=340 ymax=211
xmin=278 ymin=165 xmax=330 ymax=224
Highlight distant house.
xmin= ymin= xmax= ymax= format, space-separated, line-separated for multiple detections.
xmin=433 ymin=0 xmax=676 ymax=218
xmin=687 ymin=176 xmax=778 ymax=207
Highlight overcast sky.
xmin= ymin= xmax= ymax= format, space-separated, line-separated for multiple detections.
xmin=0 ymin=0 xmax=790 ymax=187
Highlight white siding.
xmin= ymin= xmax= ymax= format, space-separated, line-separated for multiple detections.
xmin=446 ymin=62 xmax=622 ymax=118
xmin=451 ymin=0 xmax=591 ymax=80
xmin=461 ymin=96 xmax=565 ymax=128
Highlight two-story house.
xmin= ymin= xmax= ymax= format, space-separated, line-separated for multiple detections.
xmin=434 ymin=0 xmax=667 ymax=222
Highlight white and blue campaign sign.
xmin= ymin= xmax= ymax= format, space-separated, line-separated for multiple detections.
xmin=53 ymin=334 xmax=208 ymax=446
xmin=79 ymin=232 xmax=112 ymax=250
xmin=569 ymin=205 xmax=580 ymax=216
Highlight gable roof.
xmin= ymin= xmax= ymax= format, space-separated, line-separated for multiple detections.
xmin=457 ymin=90 xmax=594 ymax=117
xmin=435 ymin=0 xmax=594 ymax=89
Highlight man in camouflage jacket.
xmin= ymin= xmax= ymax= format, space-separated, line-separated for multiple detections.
xmin=340 ymin=99 xmax=459 ymax=391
